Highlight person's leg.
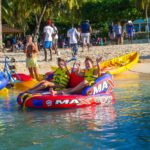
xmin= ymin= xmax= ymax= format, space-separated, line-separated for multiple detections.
xmin=66 ymin=80 xmax=88 ymax=94
xmin=131 ymin=36 xmax=133 ymax=44
xmin=28 ymin=80 xmax=46 ymax=90
xmin=74 ymin=44 xmax=78 ymax=56
xmin=44 ymin=48 xmax=48 ymax=61
xmin=49 ymin=48 xmax=52 ymax=60
xmin=87 ymin=34 xmax=90 ymax=51
xmin=82 ymin=35 xmax=85 ymax=52
xmin=28 ymin=68 xmax=34 ymax=78
xmin=55 ymin=40 xmax=59 ymax=56
xmin=71 ymin=44 xmax=77 ymax=57
xmin=29 ymin=80 xmax=56 ymax=93
xmin=52 ymin=80 xmax=89 ymax=95
xmin=33 ymin=67 xmax=39 ymax=81
xmin=53 ymin=39 xmax=58 ymax=55
xmin=49 ymin=41 xmax=52 ymax=60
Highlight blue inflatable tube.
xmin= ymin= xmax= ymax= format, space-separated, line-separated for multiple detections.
xmin=82 ymin=73 xmax=114 ymax=95
xmin=0 ymin=72 xmax=8 ymax=90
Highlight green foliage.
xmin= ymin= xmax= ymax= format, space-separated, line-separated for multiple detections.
xmin=80 ymin=0 xmax=142 ymax=36
xmin=1 ymin=0 xmax=146 ymax=37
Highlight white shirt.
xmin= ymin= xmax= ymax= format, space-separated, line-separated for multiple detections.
xmin=67 ymin=28 xmax=80 ymax=44
xmin=43 ymin=25 xmax=54 ymax=41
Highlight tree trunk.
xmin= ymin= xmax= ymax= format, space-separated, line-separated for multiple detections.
xmin=145 ymin=5 xmax=149 ymax=43
xmin=0 ymin=0 xmax=3 ymax=52
xmin=34 ymin=2 xmax=49 ymax=43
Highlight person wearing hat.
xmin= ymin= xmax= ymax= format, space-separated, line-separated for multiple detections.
xmin=126 ymin=20 xmax=134 ymax=44
xmin=43 ymin=19 xmax=54 ymax=61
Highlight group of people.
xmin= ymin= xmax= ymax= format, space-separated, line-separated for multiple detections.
xmin=24 ymin=18 xmax=101 ymax=95
xmin=43 ymin=19 xmax=92 ymax=61
xmin=67 ymin=20 xmax=92 ymax=56
xmin=24 ymin=19 xmax=93 ymax=82
xmin=108 ymin=20 xmax=135 ymax=44
xmin=27 ymin=56 xmax=102 ymax=95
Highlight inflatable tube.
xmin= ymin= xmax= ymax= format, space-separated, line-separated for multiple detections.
xmin=17 ymin=92 xmax=115 ymax=109
xmin=82 ymin=73 xmax=114 ymax=95
xmin=12 ymin=73 xmax=32 ymax=81
xmin=17 ymin=73 xmax=115 ymax=109
xmin=0 ymin=72 xmax=8 ymax=90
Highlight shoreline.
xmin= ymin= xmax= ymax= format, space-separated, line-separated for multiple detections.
xmin=0 ymin=43 xmax=150 ymax=75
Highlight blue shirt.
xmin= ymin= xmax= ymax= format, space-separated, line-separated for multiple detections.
xmin=81 ymin=22 xmax=90 ymax=33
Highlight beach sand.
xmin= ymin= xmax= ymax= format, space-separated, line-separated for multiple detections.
xmin=0 ymin=43 xmax=150 ymax=75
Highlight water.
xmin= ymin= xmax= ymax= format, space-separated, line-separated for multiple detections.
xmin=0 ymin=72 xmax=150 ymax=150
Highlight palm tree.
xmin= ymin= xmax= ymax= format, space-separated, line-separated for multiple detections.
xmin=136 ymin=0 xmax=150 ymax=42
xmin=0 ymin=0 xmax=3 ymax=51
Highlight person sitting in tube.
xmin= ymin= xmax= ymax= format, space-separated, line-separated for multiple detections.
xmin=27 ymin=58 xmax=70 ymax=93
xmin=50 ymin=56 xmax=102 ymax=95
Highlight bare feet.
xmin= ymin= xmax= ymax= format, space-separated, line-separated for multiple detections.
xmin=49 ymin=88 xmax=57 ymax=96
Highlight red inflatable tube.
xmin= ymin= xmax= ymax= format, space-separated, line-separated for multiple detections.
xmin=12 ymin=73 xmax=32 ymax=81
xmin=17 ymin=92 xmax=115 ymax=109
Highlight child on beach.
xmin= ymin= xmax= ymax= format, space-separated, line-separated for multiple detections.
xmin=50 ymin=56 xmax=102 ymax=95
xmin=24 ymin=35 xmax=39 ymax=80
xmin=27 ymin=58 xmax=70 ymax=93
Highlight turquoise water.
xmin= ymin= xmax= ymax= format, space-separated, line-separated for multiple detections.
xmin=0 ymin=73 xmax=150 ymax=150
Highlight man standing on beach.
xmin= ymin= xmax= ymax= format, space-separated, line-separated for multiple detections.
xmin=67 ymin=25 xmax=80 ymax=57
xmin=80 ymin=20 xmax=92 ymax=52
xmin=126 ymin=20 xmax=134 ymax=44
xmin=43 ymin=19 xmax=54 ymax=61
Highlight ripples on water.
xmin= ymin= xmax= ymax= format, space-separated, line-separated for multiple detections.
xmin=0 ymin=72 xmax=150 ymax=150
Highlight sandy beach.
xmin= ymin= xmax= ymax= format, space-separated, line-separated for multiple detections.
xmin=0 ymin=43 xmax=150 ymax=75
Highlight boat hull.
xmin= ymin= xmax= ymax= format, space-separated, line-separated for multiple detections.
xmin=101 ymin=51 xmax=139 ymax=75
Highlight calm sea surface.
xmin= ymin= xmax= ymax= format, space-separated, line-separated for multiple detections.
xmin=0 ymin=72 xmax=150 ymax=150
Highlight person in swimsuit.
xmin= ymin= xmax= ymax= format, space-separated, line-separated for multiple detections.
xmin=24 ymin=35 xmax=39 ymax=80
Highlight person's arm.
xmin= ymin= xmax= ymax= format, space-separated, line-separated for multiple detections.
xmin=95 ymin=57 xmax=103 ymax=76
xmin=64 ymin=61 xmax=70 ymax=76
xmin=43 ymin=26 xmax=46 ymax=45
xmin=33 ymin=43 xmax=39 ymax=53
xmin=24 ymin=44 xmax=27 ymax=53
xmin=89 ymin=26 xmax=92 ymax=34
xmin=43 ymin=32 xmax=46 ymax=45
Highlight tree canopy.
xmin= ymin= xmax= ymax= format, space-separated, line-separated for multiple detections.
xmin=1 ymin=0 xmax=146 ymax=37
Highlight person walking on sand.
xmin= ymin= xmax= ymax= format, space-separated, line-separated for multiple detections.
xmin=43 ymin=19 xmax=54 ymax=61
xmin=67 ymin=25 xmax=80 ymax=57
xmin=126 ymin=20 xmax=134 ymax=44
xmin=24 ymin=35 xmax=39 ymax=80
xmin=80 ymin=20 xmax=92 ymax=52
xmin=114 ymin=22 xmax=122 ymax=45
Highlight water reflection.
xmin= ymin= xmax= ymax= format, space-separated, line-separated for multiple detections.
xmin=17 ymin=105 xmax=116 ymax=131
xmin=0 ymin=72 xmax=150 ymax=149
